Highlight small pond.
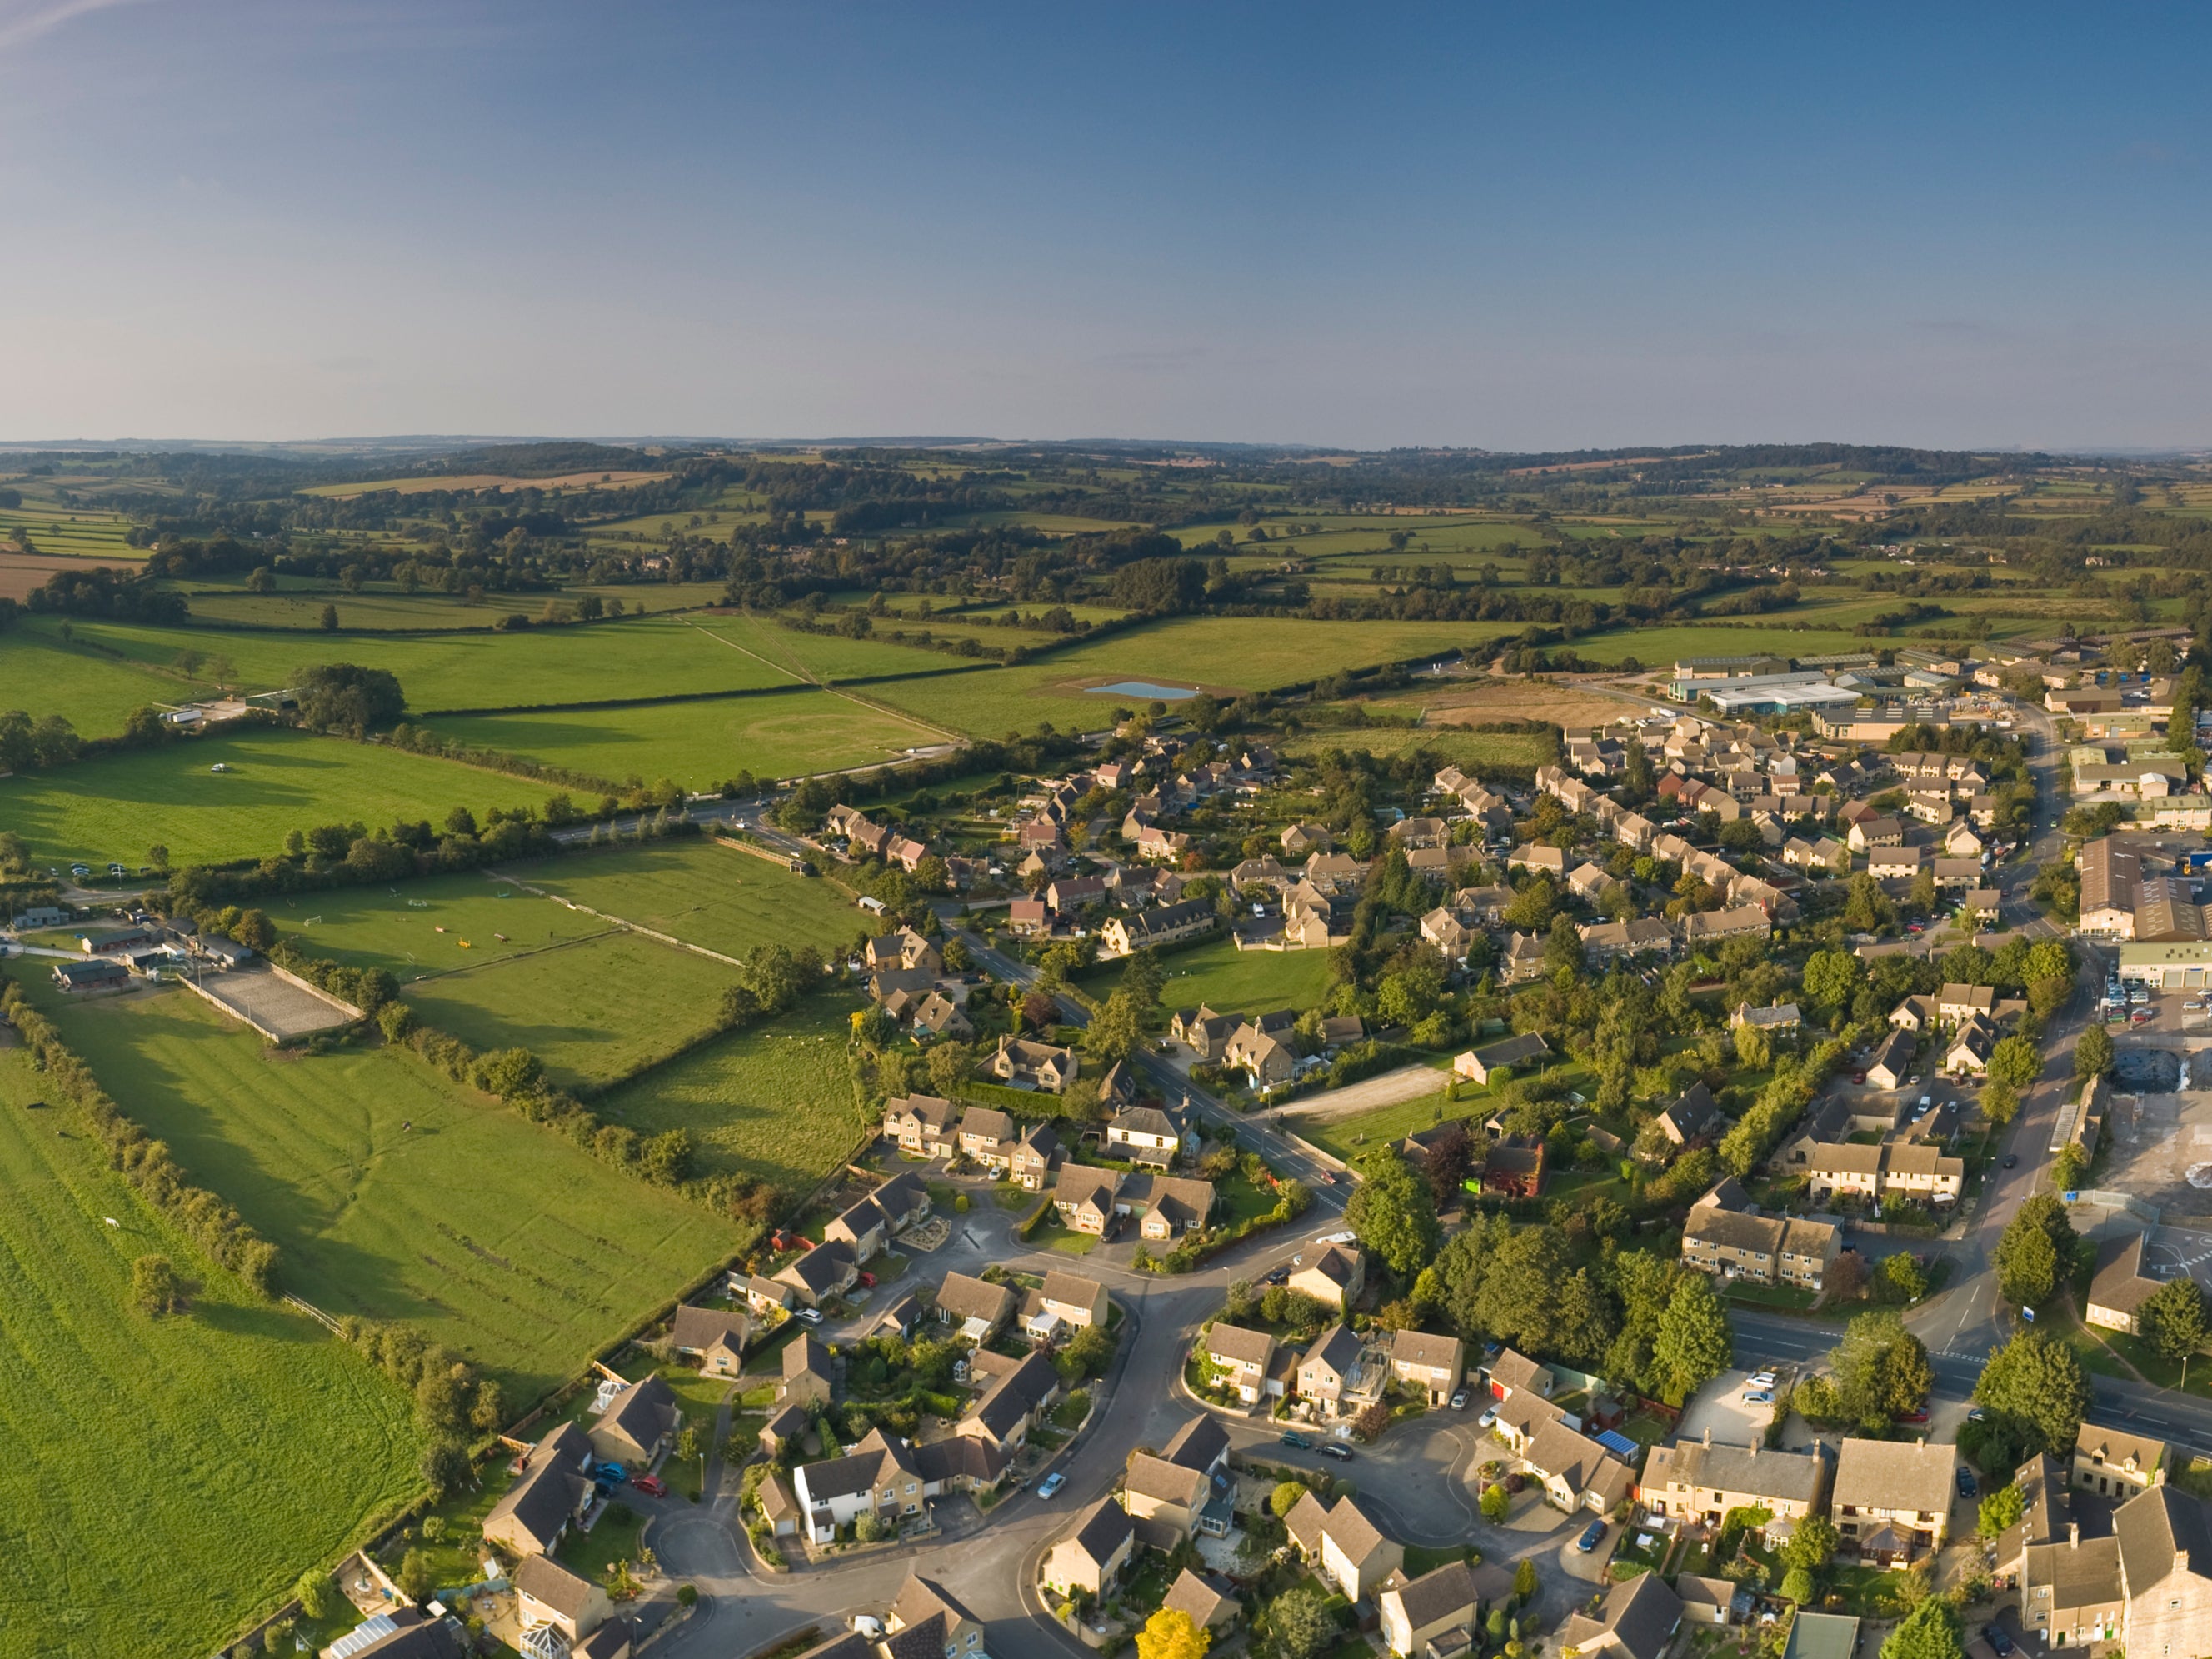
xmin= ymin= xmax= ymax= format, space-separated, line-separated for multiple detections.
xmin=1089 ymin=680 xmax=1198 ymax=700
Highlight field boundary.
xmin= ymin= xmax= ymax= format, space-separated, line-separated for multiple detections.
xmin=482 ymin=867 xmax=749 ymax=969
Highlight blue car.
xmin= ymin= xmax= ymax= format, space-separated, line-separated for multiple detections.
xmin=1037 ymin=1473 xmax=1066 ymax=1499
xmin=592 ymin=1461 xmax=627 ymax=1484
xmin=1577 ymin=1520 xmax=1607 ymax=1553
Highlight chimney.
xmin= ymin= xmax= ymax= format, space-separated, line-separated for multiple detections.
xmin=2070 ymin=1522 xmax=2080 ymax=1549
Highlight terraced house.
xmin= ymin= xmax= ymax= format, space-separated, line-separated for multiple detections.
xmin=1681 ymin=1178 xmax=1841 ymax=1292
xmin=1832 ymin=1437 xmax=1960 ymax=1564
xmin=1640 ymin=1432 xmax=1831 ymax=1538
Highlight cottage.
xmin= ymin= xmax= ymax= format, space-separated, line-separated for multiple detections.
xmin=1641 ymin=1434 xmax=1830 ymax=1534
xmin=1681 ymin=1179 xmax=1840 ymax=1292
xmin=1101 ymin=897 xmax=1216 ymax=956
xmin=667 ymin=1306 xmax=750 ymax=1377
xmin=1106 ymin=1103 xmax=1185 ymax=1167
xmin=1680 ymin=904 xmax=1772 ymax=944
xmin=1579 ymin=917 xmax=1673 ymax=962
xmin=1453 ymin=1032 xmax=1550 ymax=1085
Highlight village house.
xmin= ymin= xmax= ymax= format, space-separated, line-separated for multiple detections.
xmin=1579 ymin=917 xmax=1674 ymax=962
xmin=1021 ymin=1271 xmax=1110 ymax=1342
xmin=956 ymin=1106 xmax=1017 ymax=1168
xmin=1559 ymin=1572 xmax=1684 ymax=1659
xmin=1041 ymin=1497 xmax=1136 ymax=1599
xmin=590 ymin=1374 xmax=678 ymax=1467
xmin=1050 ymin=1165 xmax=1216 ymax=1241
xmin=1388 ymin=1328 xmax=1466 ymax=1407
xmin=1101 ymin=897 xmax=1216 ymax=956
xmin=989 ymin=1037 xmax=1079 ymax=1093
xmin=1520 ymin=1418 xmax=1634 ymax=1513
xmin=775 ymin=1239 xmax=860 ymax=1308
xmin=483 ymin=1422 xmax=594 ymax=1558
xmin=1289 ymin=1243 xmax=1366 ymax=1310
xmin=1205 ymin=1323 xmax=1285 ymax=1404
xmin=956 ymin=1349 xmax=1063 ymax=1458
xmin=1453 ymin=1031 xmax=1550 ymax=1085
xmin=1681 ymin=1178 xmax=1840 ymax=1292
xmin=934 ymin=1272 xmax=1016 ymax=1343
xmin=1832 ymin=1437 xmax=1959 ymax=1563
xmin=881 ymin=1093 xmax=959 ymax=1157
xmin=1296 ymin=1325 xmax=1371 ymax=1420
xmin=1106 ymin=1102 xmax=1186 ymax=1168
xmin=667 ymin=1305 xmax=750 ymax=1377
xmin=781 ymin=1333 xmax=835 ymax=1408
xmin=824 ymin=1172 xmax=931 ymax=1262
xmin=2086 ymin=1234 xmax=2167 ymax=1335
xmin=1378 ymin=1560 xmax=1505 ymax=1659
xmin=1284 ymin=1489 xmax=1405 ymax=1602
xmin=1640 ymin=1431 xmax=1831 ymax=1537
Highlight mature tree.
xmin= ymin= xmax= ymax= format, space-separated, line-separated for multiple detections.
xmin=1347 ymin=1148 xmax=1441 ymax=1278
xmin=1880 ymin=1252 xmax=1929 ymax=1302
xmin=294 ymin=662 xmax=405 ymax=734
xmin=396 ymin=1547 xmax=437 ymax=1605
xmin=1981 ymin=1078 xmax=2021 ymax=1128
xmin=131 ymin=1253 xmax=180 ymax=1316
xmin=1480 ymin=1483 xmax=1511 ymax=1522
xmin=2075 ymin=1022 xmax=2115 ymax=1080
xmin=1513 ymin=1557 xmax=1538 ymax=1602
xmin=1271 ymin=1480 xmax=1309 ymax=1518
xmin=1832 ymin=1312 xmax=1933 ymax=1428
xmin=2140 ymin=1275 xmax=2210 ymax=1366
xmin=1882 ymin=1598 xmax=1963 ymax=1659
xmin=926 ymin=1041 xmax=976 ymax=1099
xmin=1988 ymin=1035 xmax=2043 ymax=1092
xmin=1136 ymin=1607 xmax=1210 ymax=1659
xmin=1471 ymin=1223 xmax=1574 ymax=1355
xmin=1084 ymin=989 xmax=1143 ymax=1066
xmin=1979 ymin=1482 xmax=2026 ymax=1540
xmin=1780 ymin=1513 xmax=1839 ymax=1572
xmin=1781 ymin=1566 xmax=1815 ymax=1607
xmin=1266 ymin=1587 xmax=1341 ymax=1659
xmin=294 ymin=1570 xmax=339 ymax=1623
xmin=1801 ymin=949 xmax=1863 ymax=1013
xmin=1652 ymin=1273 xmax=1733 ymax=1404
xmin=1975 ymin=1330 xmax=2089 ymax=1456
xmin=1994 ymin=1194 xmax=2075 ymax=1309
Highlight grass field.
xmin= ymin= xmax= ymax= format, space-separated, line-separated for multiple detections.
xmin=690 ymin=612 xmax=966 ymax=683
xmin=0 ymin=1043 xmax=422 ymax=1659
xmin=0 ymin=726 xmax=562 ymax=871
xmin=1296 ymin=1083 xmax=1473 ymax=1166
xmin=1281 ymin=724 xmax=1550 ymax=769
xmin=596 ymin=1000 xmax=866 ymax=1192
xmin=1565 ymin=623 xmax=1904 ymax=671
xmin=498 ymin=840 xmax=871 ymax=961
xmin=0 ymin=502 xmax=139 ymax=558
xmin=1085 ymin=937 xmax=1338 ymax=1016
xmin=24 ymin=979 xmax=742 ymax=1398
xmin=262 ymin=872 xmax=602 ymax=975
xmin=423 ymin=687 xmax=948 ymax=790
xmin=0 ymin=627 xmax=211 ymax=736
xmin=403 ymin=930 xmax=738 ymax=1091
xmin=184 ymin=582 xmax=749 ymax=633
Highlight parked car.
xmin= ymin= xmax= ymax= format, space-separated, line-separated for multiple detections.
xmin=1957 ymin=1467 xmax=1978 ymax=1498
xmin=1577 ymin=1520 xmax=1607 ymax=1553
xmin=1984 ymin=1627 xmax=2013 ymax=1657
xmin=2002 ymin=1153 xmax=2018 ymax=1168
xmin=1852 ymin=1072 xmax=1867 ymax=1085
xmin=1037 ymin=1472 xmax=1066 ymax=1499
xmin=1280 ymin=1431 xmax=1312 ymax=1450
xmin=1320 ymin=1443 xmax=1354 ymax=1462
xmin=1263 ymin=1267 xmax=1291 ymax=1286
xmin=1900 ymin=1407 xmax=1930 ymax=1425
xmin=856 ymin=1271 xmax=876 ymax=1288
xmin=1741 ymin=1389 xmax=1774 ymax=1406
xmin=1451 ymin=1390 xmax=1469 ymax=1410
xmin=1477 ymin=1407 xmax=1498 ymax=1428
xmin=796 ymin=1307 xmax=823 ymax=1324
xmin=593 ymin=1462 xmax=627 ymax=1483
xmin=1748 ymin=1370 xmax=1776 ymax=1387
xmin=631 ymin=1474 xmax=668 ymax=1498
xmin=1969 ymin=1407 xmax=1989 ymax=1422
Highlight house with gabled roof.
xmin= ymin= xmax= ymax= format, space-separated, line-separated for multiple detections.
xmin=1282 ymin=1489 xmax=1405 ymax=1602
xmin=1205 ymin=1323 xmax=1283 ymax=1404
xmin=1290 ymin=1243 xmax=1365 ymax=1310
xmin=1389 ymin=1328 xmax=1466 ymax=1407
xmin=934 ymin=1272 xmax=1016 ymax=1343
xmin=1106 ymin=1102 xmax=1184 ymax=1167
xmin=781 ymin=1332 xmax=834 ymax=1407
xmin=483 ymin=1422 xmax=593 ymax=1557
xmin=667 ymin=1305 xmax=749 ymax=1377
xmin=882 ymin=1093 xmax=958 ymax=1158
xmin=775 ymin=1239 xmax=859 ymax=1308
xmin=1042 ymin=1497 xmax=1135 ymax=1599
xmin=958 ymin=1349 xmax=1062 ymax=1456
xmin=1559 ymin=1571 xmax=1683 ymax=1659
xmin=590 ymin=1374 xmax=679 ymax=1467
xmin=1296 ymin=1324 xmax=1371 ymax=1419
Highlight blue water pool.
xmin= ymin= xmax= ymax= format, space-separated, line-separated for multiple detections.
xmin=1091 ymin=680 xmax=1197 ymax=700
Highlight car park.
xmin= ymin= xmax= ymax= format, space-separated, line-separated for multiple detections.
xmin=1319 ymin=1443 xmax=1354 ymax=1462
xmin=1578 ymin=1520 xmax=1607 ymax=1552
xmin=1280 ymin=1431 xmax=1312 ymax=1450
xmin=1037 ymin=1472 xmax=1066 ymax=1499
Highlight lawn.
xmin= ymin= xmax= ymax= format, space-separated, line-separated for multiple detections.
xmin=402 ymin=930 xmax=740 ymax=1092
xmin=0 ymin=724 xmax=563 ymax=871
xmin=1084 ymin=937 xmax=1337 ymax=1017
xmin=423 ymin=687 xmax=947 ymax=790
xmin=0 ymin=1043 xmax=422 ymax=1659
xmin=32 ymin=613 xmax=801 ymax=713
xmin=498 ymin=840 xmax=871 ymax=962
xmin=594 ymin=1000 xmax=869 ymax=1193
xmin=25 ymin=979 xmax=744 ymax=1399
xmin=1294 ymin=1085 xmax=1477 ymax=1166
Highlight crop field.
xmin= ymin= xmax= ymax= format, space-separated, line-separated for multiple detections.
xmin=0 ymin=1042 xmax=422 ymax=1659
xmin=424 ymin=687 xmax=947 ymax=789
xmin=32 ymin=613 xmax=800 ymax=712
xmin=403 ymin=930 xmax=739 ymax=1091
xmin=0 ymin=726 xmax=562 ymax=871
xmin=0 ymin=627 xmax=207 ymax=734
xmin=595 ymin=1000 xmax=864 ymax=1191
xmin=0 ymin=502 xmax=139 ymax=558
xmin=26 ymin=979 xmax=742 ymax=1398
xmin=498 ymin=840 xmax=870 ymax=961
xmin=1086 ymin=937 xmax=1337 ymax=1016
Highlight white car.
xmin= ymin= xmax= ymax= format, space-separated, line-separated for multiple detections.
xmin=1741 ymin=1389 xmax=1774 ymax=1406
xmin=851 ymin=1617 xmax=885 ymax=1638
xmin=1477 ymin=1407 xmax=1498 ymax=1428
xmin=1747 ymin=1370 xmax=1776 ymax=1388
xmin=1451 ymin=1390 xmax=1469 ymax=1410
xmin=796 ymin=1307 xmax=823 ymax=1325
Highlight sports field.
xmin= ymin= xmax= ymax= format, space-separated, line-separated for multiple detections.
xmin=596 ymin=1001 xmax=865 ymax=1192
xmin=27 ymin=982 xmax=741 ymax=1397
xmin=423 ymin=687 xmax=948 ymax=790
xmin=263 ymin=873 xmax=606 ymax=976
xmin=0 ymin=1042 xmax=422 ymax=1659
xmin=0 ymin=726 xmax=562 ymax=871
xmin=403 ymin=930 xmax=739 ymax=1091
xmin=497 ymin=840 xmax=869 ymax=961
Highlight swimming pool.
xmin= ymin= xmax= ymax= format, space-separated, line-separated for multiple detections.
xmin=1090 ymin=680 xmax=1197 ymax=700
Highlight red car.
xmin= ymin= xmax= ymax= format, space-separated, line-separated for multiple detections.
xmin=631 ymin=1474 xmax=668 ymax=1498
xmin=1900 ymin=1408 xmax=1930 ymax=1425
xmin=856 ymin=1271 xmax=876 ymax=1287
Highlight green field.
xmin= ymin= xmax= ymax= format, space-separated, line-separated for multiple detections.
xmin=185 ymin=582 xmax=751 ymax=633
xmin=262 ymin=873 xmax=606 ymax=977
xmin=0 ymin=502 xmax=140 ymax=558
xmin=0 ymin=725 xmax=562 ymax=871
xmin=691 ymin=612 xmax=967 ymax=683
xmin=1281 ymin=724 xmax=1550 ymax=768
xmin=1295 ymin=1082 xmax=1474 ymax=1167
xmin=1089 ymin=937 xmax=1338 ymax=1016
xmin=0 ymin=628 xmax=210 ymax=736
xmin=596 ymin=1000 xmax=865 ymax=1192
xmin=423 ymin=687 xmax=949 ymax=790
xmin=499 ymin=840 xmax=871 ymax=961
xmin=0 ymin=1043 xmax=422 ymax=1659
xmin=1565 ymin=623 xmax=1902 ymax=672
xmin=25 ymin=982 xmax=741 ymax=1397
xmin=403 ymin=930 xmax=739 ymax=1091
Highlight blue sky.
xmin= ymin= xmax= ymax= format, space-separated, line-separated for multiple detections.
xmin=2 ymin=0 xmax=2209 ymax=450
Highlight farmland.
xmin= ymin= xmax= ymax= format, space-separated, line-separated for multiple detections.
xmin=0 ymin=627 xmax=209 ymax=736
xmin=24 ymin=979 xmax=742 ymax=1399
xmin=596 ymin=1000 xmax=866 ymax=1192
xmin=498 ymin=839 xmax=870 ymax=961
xmin=0 ymin=1042 xmax=422 ymax=1659
xmin=402 ymin=929 xmax=739 ymax=1092
xmin=0 ymin=725 xmax=562 ymax=871
xmin=1279 ymin=723 xmax=1551 ymax=770
xmin=422 ymin=686 xmax=948 ymax=790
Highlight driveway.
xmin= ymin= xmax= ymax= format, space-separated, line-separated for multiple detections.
xmin=1672 ymin=1369 xmax=1775 ymax=1447
xmin=1258 ymin=1063 xmax=1451 ymax=1125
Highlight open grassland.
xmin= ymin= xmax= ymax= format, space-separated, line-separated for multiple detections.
xmin=498 ymin=840 xmax=871 ymax=961
xmin=264 ymin=872 xmax=604 ymax=976
xmin=596 ymin=1000 xmax=864 ymax=1192
xmin=0 ymin=726 xmax=562 ymax=871
xmin=0 ymin=502 xmax=139 ymax=558
xmin=404 ymin=931 xmax=739 ymax=1092
xmin=0 ymin=1044 xmax=422 ymax=1659
xmin=33 ymin=613 xmax=797 ymax=712
xmin=1281 ymin=723 xmax=1550 ymax=770
xmin=425 ymin=687 xmax=947 ymax=789
xmin=26 ymin=980 xmax=742 ymax=1398
xmin=866 ymin=616 xmax=1521 ymax=736
xmin=1086 ymin=936 xmax=1337 ymax=1015
xmin=690 ymin=612 xmax=968 ymax=682
xmin=0 ymin=627 xmax=207 ymax=734
xmin=182 ymin=581 xmax=736 ymax=632
xmin=1570 ymin=623 xmax=1902 ymax=670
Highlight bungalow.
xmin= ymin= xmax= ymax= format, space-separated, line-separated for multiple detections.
xmin=1480 ymin=1137 xmax=1546 ymax=1198
xmin=667 ymin=1306 xmax=750 ymax=1377
xmin=775 ymin=1239 xmax=860 ymax=1308
xmin=590 ymin=1374 xmax=679 ymax=1467
xmin=483 ymin=1422 xmax=594 ymax=1557
xmin=934 ymin=1272 xmax=1016 ymax=1343
xmin=989 ymin=1036 xmax=1079 ymax=1093
xmin=882 ymin=1093 xmax=960 ymax=1157
xmin=1290 ymin=1244 xmax=1366 ymax=1310
xmin=2085 ymin=1234 xmax=2165 ymax=1335
xmin=1453 ymin=1032 xmax=1550 ymax=1085
xmin=741 ymin=1273 xmax=796 ymax=1317
xmin=1042 ymin=1497 xmax=1136 ymax=1599
xmin=52 ymin=959 xmax=128 ymax=992
xmin=1101 ymin=897 xmax=1216 ymax=956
